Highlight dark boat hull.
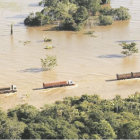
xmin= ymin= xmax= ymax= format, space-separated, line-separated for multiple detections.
xmin=116 ymin=72 xmax=140 ymax=80
xmin=0 ymin=90 xmax=17 ymax=94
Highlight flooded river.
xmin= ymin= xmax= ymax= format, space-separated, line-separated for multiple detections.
xmin=0 ymin=0 xmax=140 ymax=110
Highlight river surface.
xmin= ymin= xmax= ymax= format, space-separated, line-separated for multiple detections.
xmin=0 ymin=0 xmax=140 ymax=110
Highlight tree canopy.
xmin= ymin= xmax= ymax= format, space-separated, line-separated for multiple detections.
xmin=0 ymin=93 xmax=140 ymax=139
xmin=120 ymin=42 xmax=138 ymax=56
xmin=24 ymin=0 xmax=130 ymax=30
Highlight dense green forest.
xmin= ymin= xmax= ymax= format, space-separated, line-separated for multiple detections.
xmin=24 ymin=0 xmax=130 ymax=30
xmin=0 ymin=93 xmax=140 ymax=139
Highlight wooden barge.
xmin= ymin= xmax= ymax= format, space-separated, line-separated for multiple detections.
xmin=116 ymin=72 xmax=140 ymax=80
xmin=43 ymin=80 xmax=75 ymax=89
xmin=0 ymin=85 xmax=17 ymax=94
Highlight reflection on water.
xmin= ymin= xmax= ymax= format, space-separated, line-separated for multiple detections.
xmin=116 ymin=40 xmax=140 ymax=43
xmin=117 ymin=79 xmax=140 ymax=86
xmin=0 ymin=0 xmax=140 ymax=110
xmin=0 ymin=2 xmax=19 ymax=10
xmin=98 ymin=54 xmax=124 ymax=58
xmin=20 ymin=68 xmax=43 ymax=73
xmin=121 ymin=56 xmax=137 ymax=70
xmin=10 ymin=35 xmax=14 ymax=47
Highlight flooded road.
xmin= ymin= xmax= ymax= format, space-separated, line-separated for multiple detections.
xmin=0 ymin=0 xmax=140 ymax=110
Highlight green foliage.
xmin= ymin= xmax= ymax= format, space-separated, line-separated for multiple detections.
xmin=60 ymin=16 xmax=77 ymax=30
xmin=118 ymin=121 xmax=140 ymax=139
xmin=0 ymin=111 xmax=26 ymax=139
xmin=76 ymin=0 xmax=101 ymax=15
xmin=55 ymin=119 xmax=79 ymax=139
xmin=73 ymin=6 xmax=88 ymax=24
xmin=99 ymin=6 xmax=130 ymax=25
xmin=99 ymin=15 xmax=113 ymax=25
xmin=8 ymin=104 xmax=38 ymax=123
xmin=22 ymin=123 xmax=57 ymax=139
xmin=59 ymin=6 xmax=88 ymax=31
xmin=90 ymin=0 xmax=101 ymax=15
xmin=24 ymin=0 xmax=130 ymax=30
xmin=101 ymin=0 xmax=110 ymax=4
xmin=43 ymin=0 xmax=59 ymax=7
xmin=0 ymin=93 xmax=140 ymax=139
xmin=90 ymin=120 xmax=116 ymax=139
xmin=120 ymin=42 xmax=138 ymax=56
xmin=126 ymin=92 xmax=140 ymax=103
xmin=41 ymin=55 xmax=57 ymax=71
xmin=99 ymin=7 xmax=115 ymax=16
xmin=45 ymin=45 xmax=53 ymax=49
xmin=24 ymin=12 xmax=44 ymax=26
xmin=114 ymin=6 xmax=130 ymax=20
xmin=91 ymin=134 xmax=101 ymax=139
xmin=99 ymin=6 xmax=130 ymax=20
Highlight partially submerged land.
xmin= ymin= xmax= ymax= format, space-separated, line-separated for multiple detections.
xmin=24 ymin=0 xmax=130 ymax=30
xmin=0 ymin=93 xmax=140 ymax=139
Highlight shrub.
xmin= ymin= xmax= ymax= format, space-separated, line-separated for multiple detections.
xmin=73 ymin=6 xmax=88 ymax=25
xmin=60 ymin=16 xmax=77 ymax=31
xmin=114 ymin=6 xmax=130 ymax=20
xmin=120 ymin=42 xmax=138 ymax=56
xmin=24 ymin=12 xmax=42 ymax=26
xmin=45 ymin=45 xmax=53 ymax=49
xmin=41 ymin=55 xmax=57 ymax=71
xmin=24 ymin=12 xmax=49 ymax=26
xmin=99 ymin=15 xmax=113 ymax=25
xmin=99 ymin=7 xmax=114 ymax=16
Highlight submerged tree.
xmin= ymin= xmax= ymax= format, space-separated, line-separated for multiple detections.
xmin=114 ymin=6 xmax=130 ymax=20
xmin=120 ymin=42 xmax=138 ymax=56
xmin=41 ymin=55 xmax=57 ymax=71
xmin=24 ymin=0 xmax=130 ymax=30
xmin=99 ymin=15 xmax=113 ymax=25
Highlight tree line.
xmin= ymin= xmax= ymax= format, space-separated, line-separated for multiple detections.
xmin=24 ymin=0 xmax=130 ymax=30
xmin=0 ymin=93 xmax=140 ymax=139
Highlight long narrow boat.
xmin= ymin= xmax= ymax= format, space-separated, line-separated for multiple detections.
xmin=0 ymin=85 xmax=17 ymax=94
xmin=43 ymin=80 xmax=75 ymax=89
xmin=116 ymin=72 xmax=140 ymax=80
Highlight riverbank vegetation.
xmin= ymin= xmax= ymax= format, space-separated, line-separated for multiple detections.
xmin=24 ymin=0 xmax=130 ymax=30
xmin=0 ymin=93 xmax=139 ymax=139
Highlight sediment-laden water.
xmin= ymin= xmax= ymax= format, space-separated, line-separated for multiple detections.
xmin=0 ymin=0 xmax=140 ymax=110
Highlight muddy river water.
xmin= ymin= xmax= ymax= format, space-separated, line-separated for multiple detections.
xmin=0 ymin=0 xmax=140 ymax=110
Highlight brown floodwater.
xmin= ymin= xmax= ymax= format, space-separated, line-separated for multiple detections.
xmin=0 ymin=0 xmax=140 ymax=110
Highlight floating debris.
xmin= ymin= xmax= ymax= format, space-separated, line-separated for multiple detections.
xmin=44 ymin=45 xmax=54 ymax=49
xmin=19 ymin=40 xmax=31 ymax=46
xmin=23 ymin=41 xmax=31 ymax=45
xmin=44 ymin=37 xmax=52 ymax=42
xmin=84 ymin=31 xmax=96 ymax=37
